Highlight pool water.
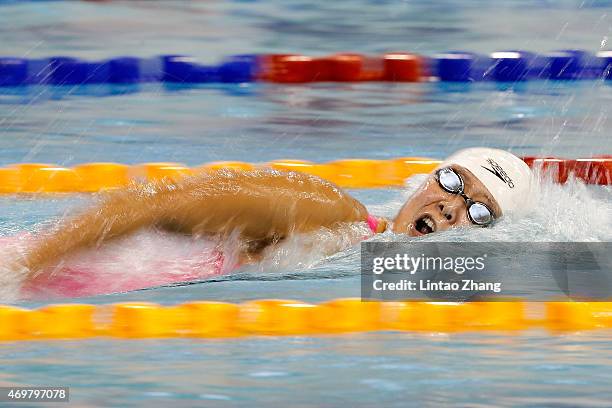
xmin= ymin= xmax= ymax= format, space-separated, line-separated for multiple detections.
xmin=1 ymin=0 xmax=611 ymax=406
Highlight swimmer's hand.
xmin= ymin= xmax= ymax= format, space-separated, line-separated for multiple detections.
xmin=373 ymin=217 xmax=389 ymax=233
xmin=21 ymin=169 xmax=369 ymax=276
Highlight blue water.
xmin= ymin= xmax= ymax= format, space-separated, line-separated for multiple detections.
xmin=1 ymin=0 xmax=611 ymax=406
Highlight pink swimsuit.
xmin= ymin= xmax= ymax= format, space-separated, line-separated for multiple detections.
xmin=8 ymin=232 xmax=230 ymax=300
xmin=11 ymin=215 xmax=384 ymax=300
xmin=366 ymin=214 xmax=381 ymax=234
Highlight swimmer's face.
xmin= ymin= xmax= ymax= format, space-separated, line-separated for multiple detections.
xmin=392 ymin=165 xmax=502 ymax=236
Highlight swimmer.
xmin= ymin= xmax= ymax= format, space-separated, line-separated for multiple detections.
xmin=16 ymin=147 xmax=534 ymax=279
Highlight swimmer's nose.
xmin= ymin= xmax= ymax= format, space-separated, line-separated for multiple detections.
xmin=436 ymin=196 xmax=464 ymax=227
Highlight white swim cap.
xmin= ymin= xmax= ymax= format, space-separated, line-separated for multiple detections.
xmin=439 ymin=147 xmax=535 ymax=216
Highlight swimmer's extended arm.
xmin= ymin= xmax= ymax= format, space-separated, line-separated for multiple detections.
xmin=22 ymin=169 xmax=369 ymax=275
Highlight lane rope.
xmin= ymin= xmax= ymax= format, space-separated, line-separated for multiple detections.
xmin=1 ymin=299 xmax=611 ymax=340
xmin=0 ymin=157 xmax=609 ymax=194
xmin=1 ymin=50 xmax=611 ymax=87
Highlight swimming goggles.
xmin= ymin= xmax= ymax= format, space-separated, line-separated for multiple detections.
xmin=435 ymin=167 xmax=495 ymax=227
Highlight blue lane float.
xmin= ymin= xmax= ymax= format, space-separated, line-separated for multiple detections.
xmin=434 ymin=52 xmax=476 ymax=82
xmin=219 ymin=55 xmax=258 ymax=83
xmin=108 ymin=57 xmax=140 ymax=84
xmin=162 ymin=56 xmax=220 ymax=83
xmin=601 ymin=51 xmax=612 ymax=80
xmin=490 ymin=52 xmax=530 ymax=82
xmin=0 ymin=58 xmax=28 ymax=86
xmin=435 ymin=50 xmax=610 ymax=82
xmin=0 ymin=55 xmax=258 ymax=87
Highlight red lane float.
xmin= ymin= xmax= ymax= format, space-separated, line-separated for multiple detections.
xmin=259 ymin=53 xmax=424 ymax=83
xmin=523 ymin=157 xmax=612 ymax=185
xmin=383 ymin=53 xmax=424 ymax=81
xmin=258 ymin=54 xmax=318 ymax=83
xmin=327 ymin=53 xmax=385 ymax=81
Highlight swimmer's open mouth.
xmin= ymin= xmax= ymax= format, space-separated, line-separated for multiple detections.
xmin=415 ymin=215 xmax=436 ymax=235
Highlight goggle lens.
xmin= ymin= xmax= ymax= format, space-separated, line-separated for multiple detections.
xmin=437 ymin=168 xmax=463 ymax=194
xmin=468 ymin=202 xmax=493 ymax=225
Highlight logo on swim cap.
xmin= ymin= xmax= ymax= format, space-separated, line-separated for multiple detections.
xmin=481 ymin=159 xmax=514 ymax=188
